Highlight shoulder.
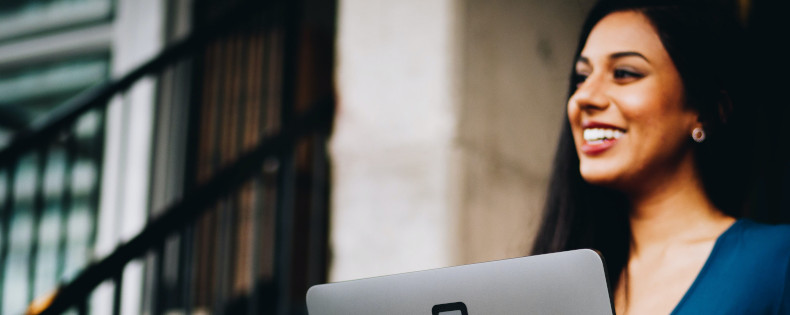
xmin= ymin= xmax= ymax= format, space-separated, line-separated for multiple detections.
xmin=731 ymin=219 xmax=790 ymax=258
xmin=679 ymin=219 xmax=790 ymax=314
xmin=721 ymin=219 xmax=790 ymax=297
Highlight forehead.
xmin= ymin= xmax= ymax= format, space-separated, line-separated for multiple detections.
xmin=581 ymin=11 xmax=666 ymax=60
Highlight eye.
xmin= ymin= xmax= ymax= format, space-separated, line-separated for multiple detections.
xmin=613 ymin=68 xmax=644 ymax=80
xmin=573 ymin=72 xmax=589 ymax=87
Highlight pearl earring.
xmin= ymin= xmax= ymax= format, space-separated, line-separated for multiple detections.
xmin=692 ymin=127 xmax=706 ymax=143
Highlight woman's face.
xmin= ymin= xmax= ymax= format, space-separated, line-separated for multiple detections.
xmin=568 ymin=11 xmax=700 ymax=190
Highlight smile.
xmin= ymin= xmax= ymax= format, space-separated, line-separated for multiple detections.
xmin=581 ymin=126 xmax=626 ymax=155
xmin=583 ymin=128 xmax=624 ymax=144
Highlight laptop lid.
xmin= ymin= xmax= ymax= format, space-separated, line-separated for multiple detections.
xmin=306 ymin=249 xmax=614 ymax=314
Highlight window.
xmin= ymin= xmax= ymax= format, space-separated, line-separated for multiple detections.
xmin=0 ymin=1 xmax=111 ymax=313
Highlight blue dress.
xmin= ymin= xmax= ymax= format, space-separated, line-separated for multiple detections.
xmin=671 ymin=219 xmax=790 ymax=314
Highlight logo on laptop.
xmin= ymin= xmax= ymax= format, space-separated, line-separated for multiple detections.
xmin=432 ymin=302 xmax=469 ymax=315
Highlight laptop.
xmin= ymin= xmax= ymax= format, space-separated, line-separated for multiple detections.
xmin=306 ymin=249 xmax=614 ymax=314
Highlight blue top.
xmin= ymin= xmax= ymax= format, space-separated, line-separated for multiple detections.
xmin=671 ymin=219 xmax=790 ymax=314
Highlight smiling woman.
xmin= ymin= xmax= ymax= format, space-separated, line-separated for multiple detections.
xmin=569 ymin=11 xmax=695 ymax=191
xmin=532 ymin=1 xmax=790 ymax=314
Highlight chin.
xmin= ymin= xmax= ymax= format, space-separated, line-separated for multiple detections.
xmin=581 ymin=174 xmax=618 ymax=187
xmin=578 ymin=164 xmax=623 ymax=188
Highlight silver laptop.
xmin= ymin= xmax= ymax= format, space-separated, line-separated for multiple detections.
xmin=306 ymin=249 xmax=614 ymax=314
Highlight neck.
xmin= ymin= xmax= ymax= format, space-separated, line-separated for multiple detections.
xmin=626 ymin=157 xmax=733 ymax=258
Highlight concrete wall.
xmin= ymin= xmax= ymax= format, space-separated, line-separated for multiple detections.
xmin=455 ymin=0 xmax=593 ymax=264
xmin=331 ymin=0 xmax=461 ymax=281
xmin=330 ymin=0 xmax=594 ymax=281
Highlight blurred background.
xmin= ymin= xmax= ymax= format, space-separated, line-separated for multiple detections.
xmin=0 ymin=0 xmax=787 ymax=314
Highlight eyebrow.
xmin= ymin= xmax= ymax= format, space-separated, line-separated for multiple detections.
xmin=611 ymin=51 xmax=650 ymax=62
xmin=576 ymin=51 xmax=650 ymax=65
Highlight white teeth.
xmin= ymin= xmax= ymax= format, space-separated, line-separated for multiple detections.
xmin=583 ymin=128 xmax=624 ymax=142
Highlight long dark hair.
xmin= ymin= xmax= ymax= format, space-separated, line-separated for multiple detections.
xmin=531 ymin=0 xmax=755 ymax=288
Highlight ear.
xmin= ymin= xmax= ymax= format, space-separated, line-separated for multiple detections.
xmin=690 ymin=120 xmax=705 ymax=136
xmin=690 ymin=107 xmax=704 ymax=132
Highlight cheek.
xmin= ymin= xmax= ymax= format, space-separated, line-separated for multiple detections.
xmin=619 ymin=87 xmax=681 ymax=129
xmin=618 ymin=93 xmax=651 ymax=111
xmin=617 ymin=85 xmax=660 ymax=116
xmin=622 ymin=97 xmax=693 ymax=160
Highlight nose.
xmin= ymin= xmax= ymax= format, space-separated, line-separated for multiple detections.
xmin=570 ymin=74 xmax=609 ymax=112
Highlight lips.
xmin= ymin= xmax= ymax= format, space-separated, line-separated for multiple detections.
xmin=580 ymin=122 xmax=626 ymax=155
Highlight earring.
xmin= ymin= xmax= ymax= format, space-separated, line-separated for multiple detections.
xmin=692 ymin=127 xmax=706 ymax=143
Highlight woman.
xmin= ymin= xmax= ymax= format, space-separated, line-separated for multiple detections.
xmin=532 ymin=0 xmax=790 ymax=314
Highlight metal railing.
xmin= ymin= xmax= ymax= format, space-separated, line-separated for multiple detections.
xmin=0 ymin=0 xmax=334 ymax=313
xmin=39 ymin=100 xmax=333 ymax=314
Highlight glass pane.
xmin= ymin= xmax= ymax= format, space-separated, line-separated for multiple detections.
xmin=0 ymin=170 xmax=6 ymax=206
xmin=0 ymin=55 xmax=109 ymax=149
xmin=0 ymin=0 xmax=113 ymax=41
xmin=0 ymin=170 xmax=6 ymax=249
xmin=0 ymin=57 xmax=109 ymax=116
xmin=34 ymin=148 xmax=66 ymax=298
xmin=62 ymin=157 xmax=98 ymax=281
xmin=2 ymin=153 xmax=37 ymax=315
xmin=63 ymin=204 xmax=91 ymax=281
